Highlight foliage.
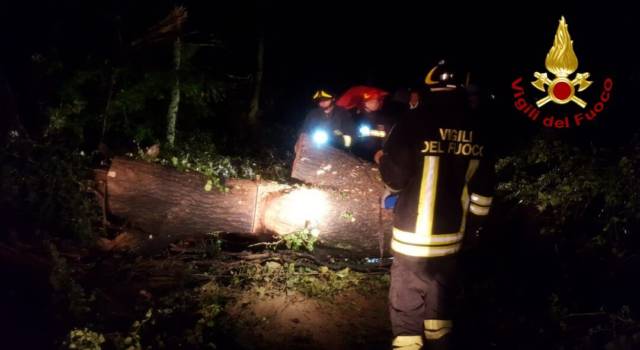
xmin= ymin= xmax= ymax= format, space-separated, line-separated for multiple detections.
xmin=113 ymin=309 xmax=154 ymax=350
xmin=230 ymin=261 xmax=366 ymax=299
xmin=49 ymin=244 xmax=94 ymax=320
xmin=455 ymin=133 xmax=640 ymax=349
xmin=33 ymin=42 xmax=234 ymax=148
xmin=496 ymin=134 xmax=640 ymax=252
xmin=281 ymin=228 xmax=318 ymax=252
xmin=202 ymin=233 xmax=223 ymax=258
xmin=133 ymin=132 xmax=291 ymax=191
xmin=0 ymin=136 xmax=101 ymax=242
xmin=251 ymin=227 xmax=319 ymax=253
xmin=185 ymin=282 xmax=225 ymax=347
xmin=66 ymin=328 xmax=105 ymax=350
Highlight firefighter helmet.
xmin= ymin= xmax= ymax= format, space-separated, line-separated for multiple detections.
xmin=336 ymin=86 xmax=388 ymax=110
xmin=424 ymin=59 xmax=464 ymax=87
xmin=312 ymin=89 xmax=334 ymax=100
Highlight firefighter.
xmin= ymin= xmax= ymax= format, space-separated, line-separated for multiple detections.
xmin=296 ymin=89 xmax=355 ymax=152
xmin=351 ymin=88 xmax=392 ymax=161
xmin=375 ymin=60 xmax=495 ymax=350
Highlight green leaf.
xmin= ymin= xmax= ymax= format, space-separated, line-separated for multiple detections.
xmin=336 ymin=267 xmax=350 ymax=278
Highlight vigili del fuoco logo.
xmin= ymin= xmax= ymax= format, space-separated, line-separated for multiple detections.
xmin=511 ymin=16 xmax=613 ymax=128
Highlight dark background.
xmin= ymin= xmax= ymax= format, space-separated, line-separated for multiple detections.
xmin=2 ymin=0 xmax=637 ymax=140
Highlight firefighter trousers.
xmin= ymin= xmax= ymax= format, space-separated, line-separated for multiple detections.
xmin=389 ymin=253 xmax=458 ymax=349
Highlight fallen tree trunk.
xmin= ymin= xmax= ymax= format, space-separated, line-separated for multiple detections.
xmin=104 ymin=152 xmax=392 ymax=257
xmin=291 ymin=135 xmax=385 ymax=190
xmin=106 ymin=158 xmax=269 ymax=236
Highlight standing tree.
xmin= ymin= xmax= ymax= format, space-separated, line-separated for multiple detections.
xmin=165 ymin=7 xmax=187 ymax=147
xmin=133 ymin=6 xmax=188 ymax=147
xmin=247 ymin=30 xmax=264 ymax=125
xmin=166 ymin=34 xmax=183 ymax=147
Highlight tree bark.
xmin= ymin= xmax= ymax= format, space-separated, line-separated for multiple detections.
xmin=261 ymin=183 xmax=392 ymax=256
xmin=247 ymin=32 xmax=264 ymax=125
xmin=166 ymin=37 xmax=181 ymax=147
xmin=291 ymin=135 xmax=385 ymax=191
xmin=107 ymin=158 xmax=266 ymax=237
xmin=104 ymin=153 xmax=393 ymax=257
xmin=101 ymin=72 xmax=117 ymax=143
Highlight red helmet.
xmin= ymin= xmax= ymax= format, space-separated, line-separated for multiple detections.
xmin=336 ymin=86 xmax=388 ymax=110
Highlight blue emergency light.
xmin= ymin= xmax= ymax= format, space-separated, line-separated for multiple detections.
xmin=312 ymin=129 xmax=329 ymax=145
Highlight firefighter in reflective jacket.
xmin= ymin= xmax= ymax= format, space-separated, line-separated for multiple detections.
xmin=376 ymin=60 xmax=495 ymax=350
xmin=297 ymin=89 xmax=356 ymax=151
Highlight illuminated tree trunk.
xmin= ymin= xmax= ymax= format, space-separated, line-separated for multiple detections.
xmin=102 ymin=154 xmax=392 ymax=257
xmin=291 ymin=135 xmax=385 ymax=191
xmin=131 ymin=6 xmax=187 ymax=146
xmin=166 ymin=37 xmax=181 ymax=147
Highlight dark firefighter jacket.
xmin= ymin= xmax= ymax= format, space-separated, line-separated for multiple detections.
xmin=301 ymin=106 xmax=356 ymax=148
xmin=379 ymin=88 xmax=495 ymax=258
xmin=353 ymin=110 xmax=394 ymax=161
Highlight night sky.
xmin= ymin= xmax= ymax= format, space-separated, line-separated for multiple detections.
xmin=3 ymin=0 xmax=638 ymax=139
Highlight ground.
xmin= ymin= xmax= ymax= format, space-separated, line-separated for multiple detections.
xmin=227 ymin=289 xmax=390 ymax=350
xmin=3 ymin=237 xmax=640 ymax=350
xmin=0 ymin=239 xmax=393 ymax=350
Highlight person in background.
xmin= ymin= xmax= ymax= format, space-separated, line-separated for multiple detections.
xmin=336 ymin=86 xmax=391 ymax=162
xmin=408 ymin=89 xmax=421 ymax=110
